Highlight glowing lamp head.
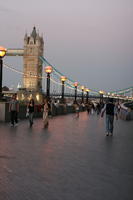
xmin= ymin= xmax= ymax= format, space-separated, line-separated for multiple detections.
xmin=60 ymin=76 xmax=67 ymax=82
xmin=85 ymin=88 xmax=90 ymax=92
xmin=81 ymin=86 xmax=85 ymax=90
xmin=45 ymin=66 xmax=53 ymax=74
xmin=99 ymin=90 xmax=105 ymax=95
xmin=0 ymin=46 xmax=7 ymax=58
xmin=74 ymin=82 xmax=78 ymax=87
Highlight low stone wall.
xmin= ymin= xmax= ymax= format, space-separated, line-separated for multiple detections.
xmin=119 ymin=104 xmax=133 ymax=120
xmin=0 ymin=103 xmax=43 ymax=122
xmin=0 ymin=103 xmax=85 ymax=122
xmin=51 ymin=104 xmax=83 ymax=116
xmin=0 ymin=102 xmax=6 ymax=122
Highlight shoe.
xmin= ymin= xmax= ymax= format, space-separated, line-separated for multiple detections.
xmin=10 ymin=124 xmax=14 ymax=127
xmin=106 ymin=133 xmax=109 ymax=136
xmin=110 ymin=133 xmax=113 ymax=136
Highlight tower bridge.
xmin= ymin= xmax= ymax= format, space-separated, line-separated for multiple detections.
xmin=1 ymin=26 xmax=133 ymax=102
xmin=0 ymin=26 xmax=133 ymax=200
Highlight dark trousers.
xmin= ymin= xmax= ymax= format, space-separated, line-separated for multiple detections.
xmin=106 ymin=114 xmax=114 ymax=133
xmin=11 ymin=111 xmax=18 ymax=125
xmin=29 ymin=112 xmax=34 ymax=125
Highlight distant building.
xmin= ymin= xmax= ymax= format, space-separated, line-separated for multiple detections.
xmin=2 ymin=86 xmax=9 ymax=91
xmin=23 ymin=27 xmax=44 ymax=91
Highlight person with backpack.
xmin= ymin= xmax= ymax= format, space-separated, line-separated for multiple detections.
xmin=101 ymin=98 xmax=118 ymax=136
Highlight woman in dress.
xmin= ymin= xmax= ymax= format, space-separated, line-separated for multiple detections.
xmin=74 ymin=103 xmax=79 ymax=118
xmin=42 ymin=98 xmax=49 ymax=128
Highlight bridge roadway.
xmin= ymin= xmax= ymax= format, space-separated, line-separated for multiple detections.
xmin=0 ymin=112 xmax=133 ymax=200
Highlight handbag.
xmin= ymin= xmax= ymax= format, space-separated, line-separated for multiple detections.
xmin=26 ymin=108 xmax=29 ymax=117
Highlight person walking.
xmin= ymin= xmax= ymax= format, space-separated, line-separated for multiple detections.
xmin=42 ymin=98 xmax=49 ymax=128
xmin=101 ymin=98 xmax=118 ymax=136
xmin=27 ymin=98 xmax=35 ymax=127
xmin=9 ymin=94 xmax=19 ymax=127
xmin=96 ymin=103 xmax=101 ymax=115
xmin=48 ymin=99 xmax=52 ymax=117
xmin=86 ymin=103 xmax=91 ymax=114
xmin=74 ymin=103 xmax=80 ymax=118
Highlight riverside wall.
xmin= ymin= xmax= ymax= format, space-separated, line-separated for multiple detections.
xmin=0 ymin=102 xmax=85 ymax=122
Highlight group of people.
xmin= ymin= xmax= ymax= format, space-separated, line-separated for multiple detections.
xmin=73 ymin=99 xmax=120 ymax=136
xmin=9 ymin=94 xmax=50 ymax=128
xmin=9 ymin=94 xmax=120 ymax=136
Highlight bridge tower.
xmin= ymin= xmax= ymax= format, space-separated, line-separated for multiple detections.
xmin=23 ymin=27 xmax=44 ymax=91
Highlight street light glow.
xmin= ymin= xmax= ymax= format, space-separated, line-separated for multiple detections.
xmin=99 ymin=90 xmax=105 ymax=95
xmin=60 ymin=76 xmax=67 ymax=82
xmin=85 ymin=88 xmax=90 ymax=92
xmin=45 ymin=66 xmax=53 ymax=74
xmin=0 ymin=46 xmax=7 ymax=58
xmin=81 ymin=86 xmax=85 ymax=90
xmin=74 ymin=82 xmax=78 ymax=87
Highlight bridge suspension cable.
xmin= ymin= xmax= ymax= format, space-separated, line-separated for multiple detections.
xmin=110 ymin=86 xmax=133 ymax=96
xmin=4 ymin=60 xmax=132 ymax=98
xmin=3 ymin=62 xmax=79 ymax=92
xmin=40 ymin=56 xmax=99 ymax=94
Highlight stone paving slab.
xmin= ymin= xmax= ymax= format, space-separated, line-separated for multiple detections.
xmin=0 ymin=112 xmax=133 ymax=200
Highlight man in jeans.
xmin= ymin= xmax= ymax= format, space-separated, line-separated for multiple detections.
xmin=9 ymin=94 xmax=19 ymax=127
xmin=101 ymin=98 xmax=118 ymax=136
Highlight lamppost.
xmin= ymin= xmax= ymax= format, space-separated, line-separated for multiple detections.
xmin=81 ymin=86 xmax=85 ymax=103
xmin=60 ymin=76 xmax=67 ymax=103
xmin=107 ymin=92 xmax=110 ymax=98
xmin=99 ymin=90 xmax=104 ymax=104
xmin=45 ymin=66 xmax=53 ymax=99
xmin=0 ymin=46 xmax=6 ymax=101
xmin=85 ymin=88 xmax=90 ymax=103
xmin=74 ymin=82 xmax=78 ymax=103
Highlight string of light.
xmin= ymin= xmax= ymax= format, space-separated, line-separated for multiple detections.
xmin=4 ymin=62 xmax=132 ymax=96
xmin=3 ymin=62 xmax=80 ymax=91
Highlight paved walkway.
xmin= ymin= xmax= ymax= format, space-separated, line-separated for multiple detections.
xmin=0 ymin=112 xmax=133 ymax=200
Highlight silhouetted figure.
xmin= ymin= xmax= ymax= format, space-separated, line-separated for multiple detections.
xmin=86 ymin=103 xmax=91 ymax=114
xmin=74 ymin=103 xmax=80 ymax=118
xmin=27 ymin=98 xmax=35 ymax=127
xmin=96 ymin=103 xmax=101 ymax=115
xmin=9 ymin=94 xmax=19 ymax=127
xmin=101 ymin=98 xmax=118 ymax=136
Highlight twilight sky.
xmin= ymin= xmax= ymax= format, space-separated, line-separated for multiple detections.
xmin=1 ymin=0 xmax=133 ymax=92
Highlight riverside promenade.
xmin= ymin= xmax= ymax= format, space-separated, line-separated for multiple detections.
xmin=0 ymin=112 xmax=133 ymax=200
